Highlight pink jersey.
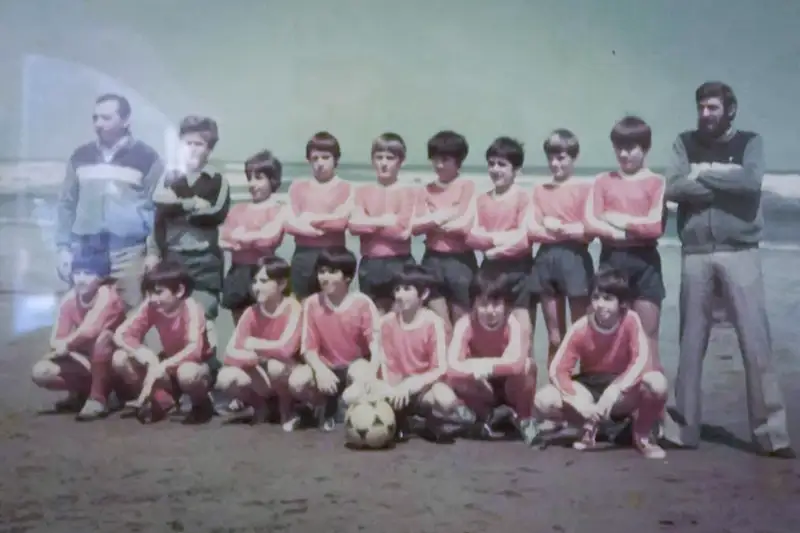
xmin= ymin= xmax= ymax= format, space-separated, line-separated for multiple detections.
xmin=116 ymin=297 xmax=214 ymax=363
xmin=529 ymin=180 xmax=592 ymax=244
xmin=52 ymin=284 xmax=126 ymax=352
xmin=413 ymin=179 xmax=476 ymax=253
xmin=220 ymin=200 xmax=285 ymax=265
xmin=466 ymin=185 xmax=530 ymax=259
xmin=379 ymin=309 xmax=447 ymax=385
xmin=349 ymin=183 xmax=417 ymax=258
xmin=550 ymin=311 xmax=655 ymax=397
xmin=301 ymin=292 xmax=380 ymax=368
xmin=285 ymin=177 xmax=354 ymax=248
xmin=224 ymin=298 xmax=302 ymax=365
xmin=448 ymin=314 xmax=526 ymax=378
xmin=584 ymin=169 xmax=666 ymax=245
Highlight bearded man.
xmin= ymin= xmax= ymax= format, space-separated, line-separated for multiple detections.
xmin=661 ymin=81 xmax=793 ymax=458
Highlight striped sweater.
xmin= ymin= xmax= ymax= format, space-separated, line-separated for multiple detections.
xmin=56 ymin=137 xmax=163 ymax=249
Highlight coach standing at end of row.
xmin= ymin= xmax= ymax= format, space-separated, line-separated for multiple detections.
xmin=662 ymin=81 xmax=793 ymax=458
xmin=56 ymin=93 xmax=164 ymax=310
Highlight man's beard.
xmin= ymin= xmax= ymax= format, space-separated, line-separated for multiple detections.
xmin=697 ymin=115 xmax=732 ymax=141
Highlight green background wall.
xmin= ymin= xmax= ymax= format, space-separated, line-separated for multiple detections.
xmin=1 ymin=0 xmax=798 ymax=168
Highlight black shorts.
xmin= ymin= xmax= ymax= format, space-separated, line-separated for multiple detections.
xmin=530 ymin=242 xmax=594 ymax=298
xmin=487 ymin=376 xmax=510 ymax=406
xmin=572 ymin=372 xmax=617 ymax=402
xmin=421 ymin=250 xmax=478 ymax=309
xmin=221 ymin=263 xmax=257 ymax=311
xmin=290 ymin=246 xmax=326 ymax=300
xmin=358 ymin=255 xmax=416 ymax=302
xmin=479 ymin=256 xmax=534 ymax=309
xmin=599 ymin=244 xmax=664 ymax=304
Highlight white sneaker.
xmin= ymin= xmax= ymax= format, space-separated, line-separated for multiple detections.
xmin=635 ymin=436 xmax=666 ymax=459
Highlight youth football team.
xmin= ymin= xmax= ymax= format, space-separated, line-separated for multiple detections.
xmin=31 ymin=114 xmax=671 ymax=460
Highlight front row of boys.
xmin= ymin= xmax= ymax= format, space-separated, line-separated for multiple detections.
xmin=32 ymin=243 xmax=668 ymax=458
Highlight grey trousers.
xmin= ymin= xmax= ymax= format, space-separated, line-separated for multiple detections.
xmin=663 ymin=248 xmax=790 ymax=450
xmin=110 ymin=243 xmax=146 ymax=310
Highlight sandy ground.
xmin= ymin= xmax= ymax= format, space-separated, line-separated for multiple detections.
xmin=1 ymin=224 xmax=800 ymax=532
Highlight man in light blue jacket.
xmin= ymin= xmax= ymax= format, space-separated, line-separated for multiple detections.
xmin=56 ymin=93 xmax=164 ymax=309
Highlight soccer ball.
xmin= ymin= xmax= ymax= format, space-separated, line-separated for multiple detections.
xmin=344 ymin=399 xmax=397 ymax=449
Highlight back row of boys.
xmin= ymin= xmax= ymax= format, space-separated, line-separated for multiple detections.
xmin=32 ymin=116 xmax=669 ymax=459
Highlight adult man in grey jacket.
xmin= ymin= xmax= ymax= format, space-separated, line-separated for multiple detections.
xmin=662 ymin=81 xmax=793 ymax=458
xmin=56 ymin=94 xmax=164 ymax=309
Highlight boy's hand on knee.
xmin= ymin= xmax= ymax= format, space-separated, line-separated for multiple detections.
xmin=594 ymin=385 xmax=622 ymax=421
xmin=314 ymin=365 xmax=339 ymax=395
xmin=389 ymin=382 xmax=412 ymax=410
xmin=51 ymin=341 xmax=68 ymax=357
xmin=566 ymin=396 xmax=596 ymax=421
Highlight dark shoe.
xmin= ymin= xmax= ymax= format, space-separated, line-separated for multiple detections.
xmin=182 ymin=398 xmax=215 ymax=425
xmin=136 ymin=399 xmax=171 ymax=424
xmin=762 ymin=447 xmax=796 ymax=459
xmin=394 ymin=410 xmax=412 ymax=443
xmin=54 ymin=393 xmax=87 ymax=413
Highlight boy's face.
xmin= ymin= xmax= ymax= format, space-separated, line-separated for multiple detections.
xmin=178 ymin=133 xmax=212 ymax=173
xmin=248 ymin=173 xmax=273 ymax=202
xmin=431 ymin=155 xmax=460 ymax=183
xmin=72 ymin=270 xmax=101 ymax=297
xmin=317 ymin=266 xmax=348 ymax=296
xmin=547 ymin=151 xmax=575 ymax=180
xmin=487 ymin=156 xmax=516 ymax=190
xmin=308 ymin=150 xmax=337 ymax=181
xmin=393 ymin=284 xmax=426 ymax=313
xmin=252 ymin=268 xmax=284 ymax=304
xmin=474 ymin=296 xmax=508 ymax=331
xmin=590 ymin=290 xmax=622 ymax=327
xmin=148 ymin=284 xmax=184 ymax=313
xmin=614 ymin=144 xmax=646 ymax=174
xmin=372 ymin=150 xmax=403 ymax=182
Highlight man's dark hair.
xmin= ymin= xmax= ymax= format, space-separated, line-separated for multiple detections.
xmin=95 ymin=93 xmax=132 ymax=120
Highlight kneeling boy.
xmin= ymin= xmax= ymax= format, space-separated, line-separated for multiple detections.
xmin=217 ymin=257 xmax=303 ymax=429
xmin=288 ymin=248 xmax=381 ymax=431
xmin=358 ymin=265 xmax=475 ymax=438
xmin=113 ymin=261 xmax=216 ymax=424
xmin=533 ymin=266 xmax=668 ymax=459
xmin=447 ymin=271 xmax=538 ymax=442
xmin=31 ymin=248 xmax=126 ymax=420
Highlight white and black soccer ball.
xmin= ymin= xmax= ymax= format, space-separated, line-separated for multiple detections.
xmin=344 ymin=399 xmax=397 ymax=449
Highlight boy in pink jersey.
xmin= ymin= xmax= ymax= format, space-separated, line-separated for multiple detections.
xmin=112 ymin=261 xmax=216 ymax=424
xmin=533 ymin=267 xmax=668 ymax=459
xmin=356 ymin=265 xmax=477 ymax=441
xmin=528 ymin=130 xmax=595 ymax=365
xmin=447 ymin=271 xmax=539 ymax=443
xmin=217 ymin=257 xmax=303 ymax=429
xmin=466 ymin=137 xmax=534 ymax=349
xmin=31 ymin=248 xmax=126 ymax=421
xmin=288 ymin=248 xmax=381 ymax=431
xmin=583 ymin=116 xmax=666 ymax=367
xmin=285 ymin=132 xmax=354 ymax=300
xmin=413 ymin=130 xmax=477 ymax=337
xmin=350 ymin=133 xmax=417 ymax=313
xmin=220 ymin=150 xmax=286 ymax=324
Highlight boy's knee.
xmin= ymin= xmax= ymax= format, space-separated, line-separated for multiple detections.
xmin=533 ymin=385 xmax=562 ymax=415
xmin=641 ymin=371 xmax=668 ymax=397
xmin=265 ymin=359 xmax=290 ymax=379
xmin=111 ymin=350 xmax=132 ymax=373
xmin=429 ymin=382 xmax=458 ymax=410
xmin=346 ymin=359 xmax=373 ymax=383
xmin=216 ymin=366 xmax=250 ymax=392
xmin=31 ymin=360 xmax=60 ymax=386
xmin=176 ymin=362 xmax=207 ymax=387
xmin=288 ymin=365 xmax=314 ymax=394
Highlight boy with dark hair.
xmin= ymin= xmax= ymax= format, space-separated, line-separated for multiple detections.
xmin=350 ymin=132 xmax=417 ymax=313
xmin=584 ymin=116 xmax=666 ymax=369
xmin=413 ymin=130 xmax=477 ymax=337
xmin=31 ymin=247 xmax=126 ymax=420
xmin=534 ymin=266 xmax=668 ymax=459
xmin=288 ymin=248 xmax=381 ymax=431
xmin=285 ymin=131 xmax=354 ymax=300
xmin=447 ymin=270 xmax=539 ymax=442
xmin=113 ymin=260 xmax=216 ymax=424
xmin=145 ymin=115 xmax=230 ymax=370
xmin=220 ymin=150 xmax=286 ymax=323
xmin=529 ymin=129 xmax=594 ymax=365
xmin=466 ymin=136 xmax=534 ymax=350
